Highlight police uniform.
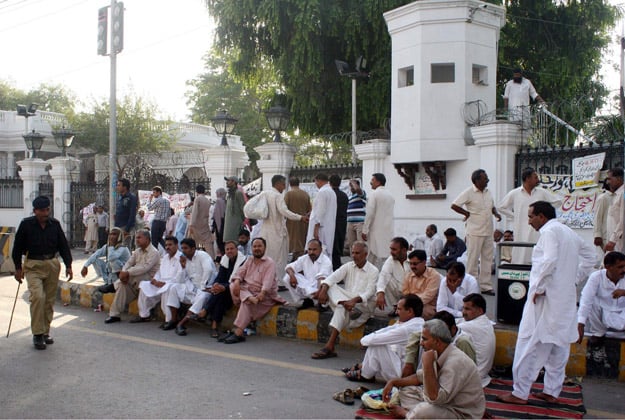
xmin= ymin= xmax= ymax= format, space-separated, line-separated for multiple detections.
xmin=12 ymin=196 xmax=72 ymax=349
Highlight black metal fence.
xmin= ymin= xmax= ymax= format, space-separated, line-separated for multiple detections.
xmin=290 ymin=164 xmax=363 ymax=183
xmin=515 ymin=141 xmax=624 ymax=187
xmin=69 ymin=177 xmax=210 ymax=248
xmin=0 ymin=179 xmax=23 ymax=208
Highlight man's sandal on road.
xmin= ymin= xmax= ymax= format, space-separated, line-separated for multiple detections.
xmin=311 ymin=347 xmax=337 ymax=359
xmin=332 ymin=388 xmax=355 ymax=405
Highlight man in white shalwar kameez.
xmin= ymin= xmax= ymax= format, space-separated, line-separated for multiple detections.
xmin=311 ymin=241 xmax=379 ymax=359
xmin=457 ymin=293 xmax=495 ymax=387
xmin=498 ymin=168 xmax=561 ymax=264
xmin=283 ymin=239 xmax=332 ymax=308
xmin=436 ymin=262 xmax=479 ymax=319
xmin=306 ymin=173 xmax=337 ymax=258
xmin=346 ymin=295 xmax=424 ymax=382
xmin=259 ymin=175 xmax=307 ymax=282
xmin=605 ymin=168 xmax=625 ymax=253
xmin=498 ymin=201 xmax=595 ymax=405
xmin=593 ymin=184 xmax=616 ymax=266
xmin=376 ymin=237 xmax=410 ymax=314
xmin=131 ymin=236 xmax=182 ymax=322
xmin=362 ymin=173 xmax=395 ymax=269
xmin=160 ymin=238 xmax=216 ymax=330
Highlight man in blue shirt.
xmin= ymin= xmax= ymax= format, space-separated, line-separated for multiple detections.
xmin=115 ymin=178 xmax=138 ymax=248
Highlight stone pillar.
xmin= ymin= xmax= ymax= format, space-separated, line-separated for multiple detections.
xmin=255 ymin=142 xmax=297 ymax=191
xmin=7 ymin=151 xmax=15 ymax=178
xmin=48 ymin=156 xmax=81 ymax=234
xmin=471 ymin=121 xmax=525 ymax=203
xmin=202 ymin=146 xmax=249 ymax=196
xmin=354 ymin=139 xmax=390 ymax=181
xmin=17 ymin=158 xmax=49 ymax=217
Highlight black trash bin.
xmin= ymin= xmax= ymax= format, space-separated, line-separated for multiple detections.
xmin=495 ymin=242 xmax=534 ymax=325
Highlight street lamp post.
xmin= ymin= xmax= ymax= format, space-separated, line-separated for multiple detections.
xmin=22 ymin=130 xmax=45 ymax=159
xmin=52 ymin=126 xmax=76 ymax=157
xmin=17 ymin=103 xmax=39 ymax=158
xmin=211 ymin=109 xmax=238 ymax=146
xmin=264 ymin=105 xmax=291 ymax=143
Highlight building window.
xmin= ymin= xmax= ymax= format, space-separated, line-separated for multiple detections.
xmin=398 ymin=66 xmax=414 ymax=87
xmin=472 ymin=64 xmax=488 ymax=85
xmin=431 ymin=63 xmax=455 ymax=83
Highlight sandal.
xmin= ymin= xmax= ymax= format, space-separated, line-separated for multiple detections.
xmin=341 ymin=362 xmax=361 ymax=373
xmin=311 ymin=347 xmax=338 ymax=359
xmin=353 ymin=386 xmax=370 ymax=399
xmin=210 ymin=328 xmax=220 ymax=338
xmin=332 ymin=388 xmax=355 ymax=405
xmin=345 ymin=369 xmax=376 ymax=383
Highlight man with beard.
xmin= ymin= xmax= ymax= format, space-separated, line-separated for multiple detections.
xmin=282 ymin=239 xmax=332 ymax=309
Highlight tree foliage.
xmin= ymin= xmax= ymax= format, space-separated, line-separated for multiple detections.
xmin=204 ymin=0 xmax=619 ymax=137
xmin=0 ymin=80 xmax=77 ymax=116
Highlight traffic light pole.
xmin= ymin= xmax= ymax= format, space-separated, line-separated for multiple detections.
xmin=107 ymin=0 xmax=119 ymax=229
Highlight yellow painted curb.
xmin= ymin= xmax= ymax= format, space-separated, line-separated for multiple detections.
xmin=257 ymin=306 xmax=279 ymax=336
xmin=296 ymin=309 xmax=319 ymax=341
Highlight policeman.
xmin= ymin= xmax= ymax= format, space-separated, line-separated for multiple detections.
xmin=12 ymin=196 xmax=73 ymax=350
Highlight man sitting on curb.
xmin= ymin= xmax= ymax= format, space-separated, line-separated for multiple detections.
xmin=458 ymin=293 xmax=496 ymax=387
xmin=283 ymin=238 xmax=332 ymax=309
xmin=343 ymin=294 xmax=424 ymax=382
xmin=311 ymin=241 xmax=378 ymax=359
xmin=104 ymin=230 xmax=160 ymax=323
xmin=160 ymin=238 xmax=215 ymax=331
xmin=577 ymin=251 xmax=625 ymax=363
xmin=376 ymin=237 xmax=411 ymax=317
xmin=129 ymin=236 xmax=182 ymax=323
xmin=382 ymin=319 xmax=485 ymax=419
xmin=402 ymin=249 xmax=441 ymax=320
xmin=218 ymin=237 xmax=286 ymax=344
xmin=436 ymin=262 xmax=479 ymax=319
xmin=84 ymin=228 xmax=131 ymax=288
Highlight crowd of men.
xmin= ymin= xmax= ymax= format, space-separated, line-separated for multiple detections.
xmin=13 ymin=166 xmax=625 ymax=418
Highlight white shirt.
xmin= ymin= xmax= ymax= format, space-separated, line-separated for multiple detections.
xmin=458 ymin=314 xmax=496 ymax=387
xmin=436 ymin=273 xmax=480 ymax=318
xmin=412 ymin=233 xmax=444 ymax=266
xmin=154 ymin=251 xmax=183 ymax=282
xmin=306 ymin=183 xmax=337 ymax=257
xmin=519 ymin=219 xmax=595 ymax=347
xmin=361 ymin=316 xmax=424 ymax=361
xmin=578 ymin=269 xmax=625 ymax=324
xmin=593 ymin=191 xmax=617 ymax=242
xmin=178 ymin=249 xmax=217 ymax=289
xmin=609 ymin=184 xmax=624 ymax=248
xmin=362 ymin=186 xmax=395 ymax=258
xmin=377 ymin=257 xmax=410 ymax=295
xmin=321 ymin=261 xmax=379 ymax=303
xmin=286 ymin=253 xmax=333 ymax=282
xmin=503 ymin=77 xmax=539 ymax=110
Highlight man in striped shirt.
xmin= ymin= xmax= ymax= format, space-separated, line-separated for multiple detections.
xmin=346 ymin=179 xmax=366 ymax=254
xmin=147 ymin=186 xmax=171 ymax=251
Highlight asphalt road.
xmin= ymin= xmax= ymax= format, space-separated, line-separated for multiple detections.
xmin=1 ymin=272 xmax=623 ymax=419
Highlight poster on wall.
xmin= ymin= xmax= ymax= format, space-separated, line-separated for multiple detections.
xmin=539 ymin=174 xmax=600 ymax=229
xmin=572 ymin=152 xmax=605 ymax=189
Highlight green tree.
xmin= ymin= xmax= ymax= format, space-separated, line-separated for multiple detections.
xmin=0 ymin=81 xmax=76 ymax=115
xmin=205 ymin=0 xmax=618 ymax=137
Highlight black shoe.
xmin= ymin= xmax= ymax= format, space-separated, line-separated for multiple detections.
xmin=297 ymin=298 xmax=315 ymax=310
xmin=161 ymin=321 xmax=177 ymax=331
xmin=175 ymin=326 xmax=187 ymax=336
xmin=98 ymin=283 xmax=116 ymax=294
xmin=104 ymin=316 xmax=121 ymax=324
xmin=43 ymin=334 xmax=54 ymax=345
xmin=278 ymin=285 xmax=288 ymax=292
xmin=224 ymin=333 xmax=246 ymax=344
xmin=317 ymin=304 xmax=329 ymax=313
xmin=129 ymin=316 xmax=150 ymax=323
xmin=33 ymin=334 xmax=46 ymax=350
xmin=217 ymin=331 xmax=233 ymax=342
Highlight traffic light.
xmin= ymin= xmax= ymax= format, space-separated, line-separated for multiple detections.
xmin=97 ymin=6 xmax=107 ymax=56
xmin=111 ymin=2 xmax=124 ymax=54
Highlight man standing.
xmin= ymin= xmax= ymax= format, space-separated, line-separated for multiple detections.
xmin=503 ymin=67 xmax=545 ymax=124
xmin=283 ymin=239 xmax=332 ymax=309
xmin=212 ymin=188 xmax=227 ymax=255
xmin=402 ymin=250 xmax=441 ymax=320
xmin=220 ymin=237 xmax=286 ymax=344
xmin=605 ymin=168 xmax=624 ymax=253
xmin=498 ymin=167 xmax=560 ymax=264
xmin=306 ymin=173 xmax=337 ymax=258
xmin=114 ymin=178 xmax=138 ymax=248
xmin=345 ymin=179 xmax=366 ymax=252
xmin=311 ymin=242 xmax=379 ymax=359
xmin=330 ymin=174 xmax=349 ymax=270
xmin=362 ymin=173 xmax=395 ymax=269
xmin=376 ymin=237 xmax=411 ymax=314
xmin=95 ymin=205 xmax=109 ymax=248
xmin=458 ymin=293 xmax=496 ymax=387
xmin=147 ymin=186 xmax=170 ymax=251
xmin=498 ymin=201 xmax=595 ymax=405
xmin=188 ymin=184 xmax=215 ymax=258
xmin=259 ymin=175 xmax=308 ymax=282
xmin=284 ymin=176 xmax=311 ymax=261
xmin=223 ymin=176 xmax=246 ymax=243
xmin=412 ymin=224 xmax=443 ymax=267
xmin=130 ymin=236 xmax=182 ymax=323
xmin=104 ymin=230 xmax=160 ymax=323
xmin=452 ymin=169 xmax=501 ymax=294
xmin=13 ymin=196 xmax=73 ymax=350
xmin=593 ymin=180 xmax=616 ymax=264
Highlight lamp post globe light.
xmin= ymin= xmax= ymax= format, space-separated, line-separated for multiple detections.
xmin=52 ymin=126 xmax=75 ymax=157
xmin=264 ymin=105 xmax=290 ymax=143
xmin=22 ymin=129 xmax=45 ymax=159
xmin=211 ymin=109 xmax=238 ymax=146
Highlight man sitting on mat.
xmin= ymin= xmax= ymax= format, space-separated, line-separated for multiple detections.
xmin=311 ymin=241 xmax=378 ymax=359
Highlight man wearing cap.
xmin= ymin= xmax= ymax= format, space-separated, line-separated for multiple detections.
xmin=147 ymin=185 xmax=171 ymax=251
xmin=223 ymin=176 xmax=246 ymax=243
xmin=12 ymin=196 xmax=73 ymax=350
xmin=503 ymin=68 xmax=545 ymax=126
